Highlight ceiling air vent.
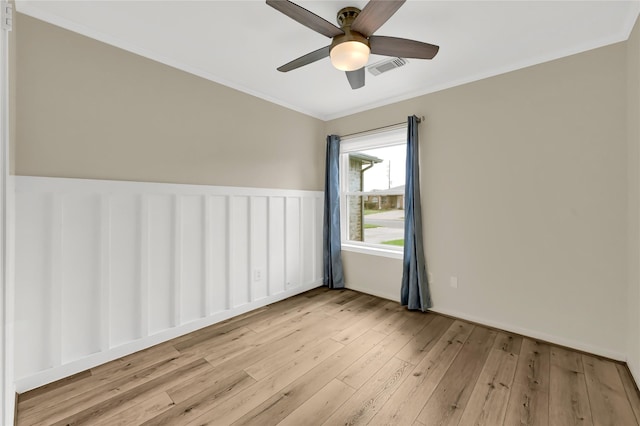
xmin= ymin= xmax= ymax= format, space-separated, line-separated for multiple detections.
xmin=367 ymin=58 xmax=408 ymax=76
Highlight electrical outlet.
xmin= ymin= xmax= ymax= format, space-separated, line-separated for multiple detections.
xmin=450 ymin=276 xmax=458 ymax=289
xmin=253 ymin=269 xmax=262 ymax=282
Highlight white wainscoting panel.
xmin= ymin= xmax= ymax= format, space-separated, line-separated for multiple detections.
xmin=14 ymin=176 xmax=324 ymax=392
xmin=250 ymin=196 xmax=268 ymax=302
xmin=286 ymin=197 xmax=301 ymax=289
xmin=148 ymin=194 xmax=174 ymax=335
xmin=269 ymin=197 xmax=286 ymax=297
xmin=209 ymin=195 xmax=228 ymax=315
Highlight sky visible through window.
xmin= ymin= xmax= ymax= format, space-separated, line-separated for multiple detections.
xmin=360 ymin=145 xmax=406 ymax=191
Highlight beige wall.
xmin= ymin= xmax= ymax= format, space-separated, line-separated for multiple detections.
xmin=342 ymin=251 xmax=402 ymax=301
xmin=328 ymin=42 xmax=629 ymax=357
xmin=14 ymin=14 xmax=325 ymax=190
xmin=628 ymin=14 xmax=640 ymax=381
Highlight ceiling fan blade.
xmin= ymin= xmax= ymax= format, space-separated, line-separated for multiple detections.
xmin=277 ymin=45 xmax=331 ymax=72
xmin=369 ymin=36 xmax=439 ymax=59
xmin=266 ymin=0 xmax=344 ymax=38
xmin=350 ymin=0 xmax=405 ymax=37
xmin=346 ymin=68 xmax=365 ymax=90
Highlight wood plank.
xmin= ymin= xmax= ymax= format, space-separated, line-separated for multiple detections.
xmin=17 ymin=369 xmax=92 ymax=403
xmin=495 ymin=332 xmax=523 ymax=356
xmin=92 ymin=392 xmax=175 ymax=426
xmin=552 ymin=345 xmax=585 ymax=372
xmin=368 ymin=321 xmax=474 ymax=425
xmin=244 ymin=330 xmax=337 ymax=381
xmin=165 ymin=365 xmax=245 ymax=404
xmin=331 ymin=289 xmax=359 ymax=302
xmin=326 ymin=297 xmax=387 ymax=333
xmin=194 ymin=312 xmax=327 ymax=367
xmin=209 ymin=336 xmax=324 ymax=385
xmin=504 ymin=338 xmax=551 ymax=426
xmin=18 ymin=343 xmax=181 ymax=415
xmin=318 ymin=293 xmax=376 ymax=317
xmin=616 ymin=363 xmax=640 ymax=424
xmin=332 ymin=300 xmax=401 ymax=345
xmin=90 ymin=341 xmax=181 ymax=378
xmin=457 ymin=332 xmax=522 ymax=425
xmin=174 ymin=325 xmax=255 ymax=355
xmin=45 ymin=359 xmax=211 ymax=426
xmin=205 ymin=313 xmax=333 ymax=369
xmin=247 ymin=287 xmax=347 ymax=333
xmin=231 ymin=329 xmax=386 ymax=425
xmin=171 ymin=288 xmax=329 ymax=350
xmin=277 ymin=379 xmax=355 ymax=426
xmin=416 ymin=325 xmax=498 ymax=425
xmin=371 ymin=307 xmax=411 ymax=335
xmin=165 ymin=305 xmax=270 ymax=349
xmin=172 ymin=322 xmax=260 ymax=352
xmin=549 ymin=346 xmax=593 ymax=426
xmin=18 ymin=351 xmax=198 ymax=423
xmin=183 ymin=339 xmax=345 ymax=426
xmin=583 ymin=354 xmax=637 ymax=426
xmin=189 ymin=305 xmax=269 ymax=334
xmin=337 ymin=312 xmax=431 ymax=389
xmin=322 ymin=356 xmax=413 ymax=426
xmin=396 ymin=314 xmax=454 ymax=365
xmin=302 ymin=287 xmax=353 ymax=308
xmin=140 ymin=371 xmax=256 ymax=425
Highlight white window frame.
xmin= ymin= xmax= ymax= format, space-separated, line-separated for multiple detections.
xmin=339 ymin=126 xmax=407 ymax=259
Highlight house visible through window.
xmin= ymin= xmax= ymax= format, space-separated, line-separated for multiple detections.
xmin=340 ymin=127 xmax=406 ymax=257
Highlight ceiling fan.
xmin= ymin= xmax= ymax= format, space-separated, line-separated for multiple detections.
xmin=266 ymin=0 xmax=439 ymax=90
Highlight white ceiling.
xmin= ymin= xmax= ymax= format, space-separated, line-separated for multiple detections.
xmin=15 ymin=0 xmax=640 ymax=120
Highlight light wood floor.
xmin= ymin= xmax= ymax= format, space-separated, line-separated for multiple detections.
xmin=16 ymin=288 xmax=640 ymax=426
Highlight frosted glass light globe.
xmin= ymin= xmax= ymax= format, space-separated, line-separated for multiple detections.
xmin=330 ymin=41 xmax=370 ymax=71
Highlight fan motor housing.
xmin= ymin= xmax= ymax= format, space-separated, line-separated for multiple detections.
xmin=332 ymin=7 xmax=369 ymax=51
xmin=336 ymin=7 xmax=361 ymax=27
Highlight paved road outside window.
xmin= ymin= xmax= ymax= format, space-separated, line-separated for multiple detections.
xmin=364 ymin=209 xmax=404 ymax=244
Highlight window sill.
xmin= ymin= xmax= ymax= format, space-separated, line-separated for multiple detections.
xmin=341 ymin=243 xmax=404 ymax=260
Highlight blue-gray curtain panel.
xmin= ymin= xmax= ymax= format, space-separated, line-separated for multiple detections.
xmin=401 ymin=116 xmax=432 ymax=311
xmin=323 ymin=135 xmax=345 ymax=289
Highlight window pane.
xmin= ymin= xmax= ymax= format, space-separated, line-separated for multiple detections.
xmin=346 ymin=196 xmax=405 ymax=246
xmin=350 ymin=145 xmax=406 ymax=192
xmin=344 ymin=144 xmax=406 ymax=248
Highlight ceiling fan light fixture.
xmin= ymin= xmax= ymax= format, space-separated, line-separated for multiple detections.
xmin=330 ymin=41 xmax=370 ymax=71
xmin=267 ymin=0 xmax=439 ymax=90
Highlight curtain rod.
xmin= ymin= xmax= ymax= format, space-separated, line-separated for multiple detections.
xmin=339 ymin=115 xmax=424 ymax=140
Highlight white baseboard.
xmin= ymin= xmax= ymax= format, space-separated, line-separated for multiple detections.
xmin=346 ymin=283 xmax=626 ymax=362
xmin=428 ymin=306 xmax=626 ymax=362
xmin=15 ymin=281 xmax=322 ymax=393
xmin=345 ymin=283 xmax=399 ymax=303
xmin=628 ymin=359 xmax=640 ymax=390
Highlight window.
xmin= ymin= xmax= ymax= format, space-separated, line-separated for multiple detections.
xmin=340 ymin=127 xmax=406 ymax=258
